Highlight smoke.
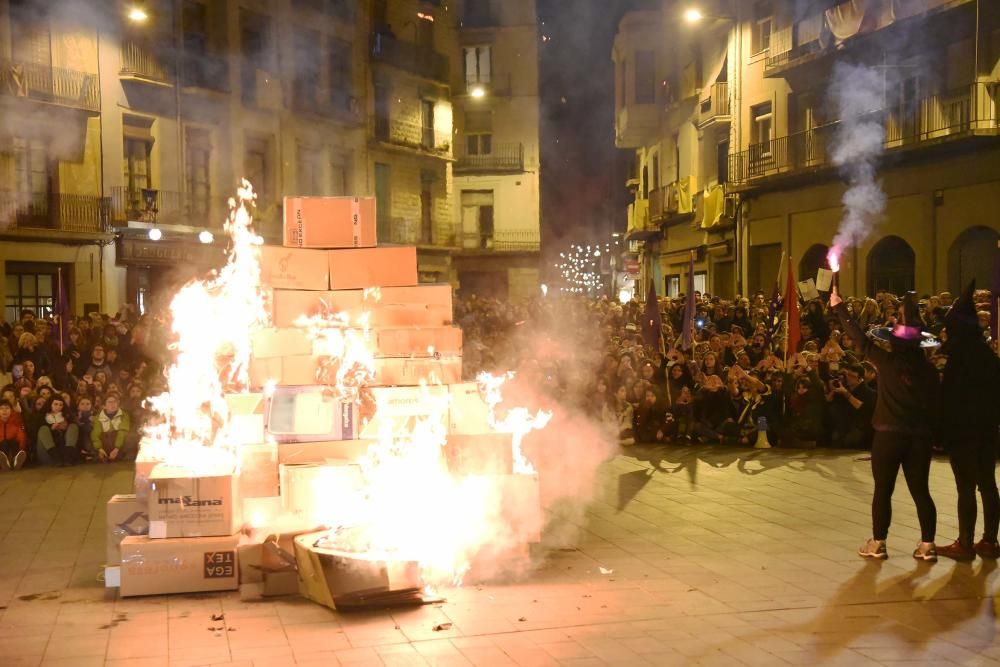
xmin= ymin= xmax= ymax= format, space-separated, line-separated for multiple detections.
xmin=826 ymin=62 xmax=889 ymax=267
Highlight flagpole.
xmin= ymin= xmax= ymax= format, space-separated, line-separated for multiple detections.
xmin=784 ymin=256 xmax=793 ymax=369
xmin=58 ymin=268 xmax=64 ymax=356
xmin=774 ymin=251 xmax=786 ymax=293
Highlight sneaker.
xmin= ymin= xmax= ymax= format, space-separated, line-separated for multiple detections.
xmin=938 ymin=540 xmax=976 ymax=561
xmin=0 ymin=452 xmax=9 ymax=471
xmin=913 ymin=541 xmax=938 ymax=562
xmin=11 ymin=450 xmax=25 ymax=470
xmin=859 ymin=538 xmax=888 ymax=559
xmin=974 ymin=540 xmax=1000 ymax=559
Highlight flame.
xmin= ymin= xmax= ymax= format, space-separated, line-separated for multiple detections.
xmin=827 ymin=246 xmax=841 ymax=273
xmin=477 ymin=372 xmax=552 ymax=474
xmin=140 ymin=180 xmax=267 ymax=468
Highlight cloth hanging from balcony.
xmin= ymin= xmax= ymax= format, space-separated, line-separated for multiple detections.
xmin=699 ymin=51 xmax=728 ymax=103
xmin=676 ymin=177 xmax=693 ymax=215
xmin=700 ymin=184 xmax=726 ymax=230
xmin=4 ymin=63 xmax=27 ymax=97
xmin=824 ymin=0 xmax=879 ymax=43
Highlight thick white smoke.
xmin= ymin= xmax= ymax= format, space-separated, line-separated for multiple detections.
xmin=827 ymin=62 xmax=888 ymax=268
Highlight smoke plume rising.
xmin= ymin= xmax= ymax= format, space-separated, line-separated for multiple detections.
xmin=826 ymin=62 xmax=889 ymax=268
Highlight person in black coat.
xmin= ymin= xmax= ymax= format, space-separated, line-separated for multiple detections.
xmin=936 ymin=281 xmax=1000 ymax=560
xmin=832 ymin=287 xmax=940 ymax=561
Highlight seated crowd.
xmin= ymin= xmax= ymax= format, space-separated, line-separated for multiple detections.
xmin=457 ymin=287 xmax=996 ymax=449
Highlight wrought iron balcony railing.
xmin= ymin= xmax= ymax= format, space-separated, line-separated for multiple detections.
xmin=370 ymin=32 xmax=449 ymax=82
xmin=109 ymin=186 xmax=191 ymax=225
xmin=0 ymin=191 xmax=110 ymax=233
xmin=119 ymin=42 xmax=173 ymax=83
xmin=371 ymin=116 xmax=452 ymax=156
xmin=461 ymin=230 xmax=540 ymax=252
xmin=0 ymin=59 xmax=99 ymax=112
xmin=455 ymin=142 xmax=524 ymax=172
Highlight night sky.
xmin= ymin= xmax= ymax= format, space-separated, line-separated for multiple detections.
xmin=536 ymin=0 xmax=656 ymax=261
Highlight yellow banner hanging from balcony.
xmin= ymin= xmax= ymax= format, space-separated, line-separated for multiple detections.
xmin=700 ymin=185 xmax=725 ymax=230
xmin=676 ymin=177 xmax=693 ymax=215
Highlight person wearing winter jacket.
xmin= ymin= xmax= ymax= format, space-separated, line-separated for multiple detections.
xmin=0 ymin=400 xmax=27 ymax=470
xmin=91 ymin=394 xmax=133 ymax=462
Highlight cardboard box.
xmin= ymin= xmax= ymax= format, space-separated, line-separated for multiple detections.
xmin=294 ymin=530 xmax=424 ymax=610
xmin=269 ymin=289 xmax=364 ymax=327
xmin=266 ymin=386 xmax=358 ymax=443
xmin=243 ymin=495 xmax=283 ymax=530
xmin=279 ymin=463 xmax=364 ymax=518
xmin=225 ymin=393 xmax=267 ymax=446
xmin=367 ymin=304 xmax=452 ymax=328
xmin=448 ymin=382 xmax=494 ymax=435
xmin=248 ymin=355 xmax=323 ymax=388
xmin=367 ymin=327 xmax=463 ymax=357
xmin=106 ymin=494 xmax=149 ymax=565
xmin=238 ymin=443 xmax=279 ymax=500
xmin=283 ymin=196 xmax=377 ymax=248
xmin=372 ymin=356 xmax=462 ymax=386
xmin=277 ymin=439 xmax=375 ymax=465
xmin=147 ymin=465 xmax=242 ymax=539
xmin=359 ymin=386 xmax=449 ymax=439
xmin=248 ymin=357 xmax=283 ymax=388
xmin=120 ymin=534 xmax=240 ymax=597
xmin=134 ymin=458 xmax=160 ymax=499
xmin=259 ymin=245 xmax=330 ymax=290
xmin=328 ymin=247 xmax=418 ymax=290
xmin=376 ymin=285 xmax=452 ymax=308
xmin=444 ymin=434 xmax=514 ymax=475
xmin=251 ymin=328 xmax=313 ymax=359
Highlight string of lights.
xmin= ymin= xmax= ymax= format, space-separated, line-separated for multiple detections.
xmin=552 ymin=241 xmax=617 ymax=295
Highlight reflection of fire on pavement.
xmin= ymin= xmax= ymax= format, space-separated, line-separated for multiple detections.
xmin=109 ymin=180 xmax=552 ymax=609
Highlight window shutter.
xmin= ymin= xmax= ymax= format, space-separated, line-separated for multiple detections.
xmin=465 ymin=48 xmax=477 ymax=85
xmin=478 ymin=46 xmax=491 ymax=83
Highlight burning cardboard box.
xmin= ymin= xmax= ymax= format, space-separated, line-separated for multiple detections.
xmin=250 ymin=329 xmax=313 ymax=359
xmin=448 ymin=382 xmax=493 ymax=435
xmin=120 ymin=533 xmax=240 ymax=597
xmin=283 ymin=196 xmax=377 ymax=248
xmin=133 ymin=457 xmax=161 ymax=500
xmin=237 ymin=442 xmax=279 ymax=500
xmin=265 ymin=385 xmax=358 ymax=443
xmin=328 ymin=247 xmax=418 ymax=290
xmin=371 ymin=357 xmax=462 ymax=386
xmin=365 ymin=327 xmax=463 ymax=357
xmin=358 ymin=386 xmax=450 ymax=439
xmin=147 ymin=465 xmax=242 ymax=539
xmin=276 ymin=439 xmax=375 ymax=465
xmin=294 ymin=530 xmax=425 ymax=610
xmin=268 ymin=289 xmax=363 ymax=327
xmin=225 ymin=393 xmax=267 ymax=446
xmin=376 ymin=285 xmax=453 ymax=308
xmin=259 ymin=245 xmax=330 ymax=290
xmin=238 ymin=529 xmax=312 ymax=600
xmin=367 ymin=303 xmax=453 ymax=328
xmin=444 ymin=434 xmax=515 ymax=476
xmin=106 ymin=494 xmax=149 ymax=565
xmin=279 ymin=462 xmax=364 ymax=519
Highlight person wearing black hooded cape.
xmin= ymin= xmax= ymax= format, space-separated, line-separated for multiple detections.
xmin=831 ymin=287 xmax=940 ymax=561
xmin=936 ymin=281 xmax=1000 ymax=561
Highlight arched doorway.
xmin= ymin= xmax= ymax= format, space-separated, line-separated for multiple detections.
xmin=948 ymin=226 xmax=999 ymax=293
xmin=799 ymin=243 xmax=830 ymax=285
xmin=868 ymin=236 xmax=915 ymax=295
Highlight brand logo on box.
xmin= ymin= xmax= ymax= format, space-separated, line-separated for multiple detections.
xmin=158 ymin=496 xmax=224 ymax=507
xmin=341 ymin=402 xmax=354 ymax=439
xmin=204 ymin=551 xmax=235 ymax=579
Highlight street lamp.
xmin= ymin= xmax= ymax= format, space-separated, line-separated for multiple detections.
xmin=148 ymin=227 xmax=162 ymax=241
xmin=127 ymin=4 xmax=149 ymax=23
xmin=198 ymin=230 xmax=214 ymax=244
xmin=469 ymin=85 xmax=486 ymax=99
xmin=683 ymin=7 xmax=704 ymax=23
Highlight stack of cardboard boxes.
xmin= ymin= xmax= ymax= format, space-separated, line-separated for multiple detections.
xmin=105 ymin=196 xmax=541 ymax=603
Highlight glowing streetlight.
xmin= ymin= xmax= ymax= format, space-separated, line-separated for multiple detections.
xmin=127 ymin=5 xmax=149 ymax=22
xmin=684 ymin=7 xmax=704 ymax=22
xmin=198 ymin=230 xmax=214 ymax=244
xmin=469 ymin=85 xmax=486 ymax=99
xmin=148 ymin=227 xmax=162 ymax=241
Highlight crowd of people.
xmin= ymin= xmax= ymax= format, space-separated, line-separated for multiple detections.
xmin=0 ymin=308 xmax=164 ymax=469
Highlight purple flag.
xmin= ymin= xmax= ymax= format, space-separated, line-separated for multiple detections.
xmin=641 ymin=280 xmax=662 ymax=349
xmin=680 ymin=252 xmax=696 ymax=350
xmin=55 ymin=268 xmax=70 ymax=356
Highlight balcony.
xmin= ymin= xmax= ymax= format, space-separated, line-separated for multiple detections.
xmin=0 ymin=59 xmax=99 ymax=112
xmin=455 ymin=142 xmax=524 ymax=172
xmin=0 ymin=191 xmax=110 ymax=234
xmin=292 ymin=86 xmax=362 ymax=123
xmin=390 ymin=218 xmax=458 ymax=247
xmin=728 ymin=83 xmax=999 ymax=187
xmin=370 ymin=32 xmax=449 ymax=83
xmin=370 ymin=116 xmax=452 ymax=157
xmin=180 ymin=52 xmax=230 ymax=92
xmin=460 ymin=230 xmax=540 ymax=252
xmin=119 ymin=42 xmax=173 ymax=85
xmin=109 ymin=187 xmax=191 ymax=225
xmin=615 ymin=102 xmax=658 ymax=149
xmin=697 ymin=81 xmax=731 ymax=128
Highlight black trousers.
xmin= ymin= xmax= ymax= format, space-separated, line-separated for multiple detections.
xmin=948 ymin=432 xmax=999 ymax=545
xmin=871 ymin=431 xmax=937 ymax=542
xmin=0 ymin=439 xmax=19 ymax=460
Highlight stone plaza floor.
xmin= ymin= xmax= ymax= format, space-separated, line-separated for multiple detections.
xmin=0 ymin=445 xmax=997 ymax=666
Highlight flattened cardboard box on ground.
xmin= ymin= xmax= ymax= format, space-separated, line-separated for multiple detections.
xmin=106 ymin=494 xmax=149 ymax=565
xmin=119 ymin=534 xmax=240 ymax=597
xmin=265 ymin=386 xmax=358 ymax=443
xmin=294 ymin=530 xmax=424 ymax=611
xmin=283 ymin=196 xmax=377 ymax=248
xmin=259 ymin=245 xmax=330 ymax=290
xmin=147 ymin=465 xmax=242 ymax=538
xmin=328 ymin=247 xmax=418 ymax=290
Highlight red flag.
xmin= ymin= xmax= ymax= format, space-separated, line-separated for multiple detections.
xmin=784 ymin=259 xmax=800 ymax=357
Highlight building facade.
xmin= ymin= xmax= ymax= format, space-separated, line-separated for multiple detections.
xmin=1 ymin=0 xmax=544 ymax=318
xmin=615 ymin=0 xmax=1000 ymax=300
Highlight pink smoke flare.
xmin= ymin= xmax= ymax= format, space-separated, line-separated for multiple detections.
xmin=827 ymin=247 xmax=841 ymax=273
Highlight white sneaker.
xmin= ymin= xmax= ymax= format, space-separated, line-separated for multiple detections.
xmin=859 ymin=538 xmax=887 ymax=559
xmin=0 ymin=452 xmax=9 ymax=471
xmin=12 ymin=450 xmax=25 ymax=470
xmin=913 ymin=541 xmax=937 ymax=562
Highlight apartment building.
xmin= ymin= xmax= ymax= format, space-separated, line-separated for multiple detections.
xmin=616 ymin=0 xmax=1000 ymax=299
xmin=447 ymin=0 xmax=541 ymax=299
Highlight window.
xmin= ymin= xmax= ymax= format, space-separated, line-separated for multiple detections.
xmin=416 ymin=13 xmax=434 ymax=48
xmin=244 ymin=135 xmax=271 ymax=206
xmin=374 ymin=162 xmax=391 ymax=242
xmin=752 ymin=1 xmax=773 ymax=54
xmin=330 ymin=155 xmax=348 ymax=196
xmin=466 ymin=134 xmax=492 ymax=155
xmin=185 ymin=128 xmax=211 ymax=218
xmin=634 ymin=50 xmax=655 ymax=104
xmin=374 ymin=81 xmax=390 ymax=141
xmin=465 ymin=110 xmax=492 ymax=155
xmin=182 ymin=1 xmax=208 ymax=55
xmin=328 ymin=37 xmax=352 ymax=110
xmin=297 ymin=144 xmax=322 ymax=195
xmin=5 ymin=269 xmax=56 ymax=322
xmin=464 ymin=45 xmax=491 ymax=90
xmin=751 ymin=102 xmax=773 ymax=148
xmin=693 ymin=271 xmax=707 ymax=296
xmin=14 ymin=137 xmax=50 ymax=205
xmin=421 ymin=100 xmax=435 ymax=148
xmin=665 ymin=274 xmax=681 ymax=298
xmin=240 ymin=10 xmax=271 ymax=105
xmin=293 ymin=28 xmax=321 ymax=107
xmin=460 ymin=190 xmax=494 ymax=249
xmin=420 ymin=170 xmax=434 ymax=244
xmin=619 ymin=60 xmax=627 ymax=108
xmin=464 ymin=0 xmax=491 ymax=27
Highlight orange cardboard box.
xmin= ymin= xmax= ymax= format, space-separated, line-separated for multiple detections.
xmin=369 ymin=327 xmax=463 ymax=356
xmin=328 ymin=247 xmax=418 ymax=290
xmin=248 ymin=355 xmax=320 ymax=388
xmin=372 ymin=356 xmax=462 ymax=386
xmin=376 ymin=285 xmax=452 ymax=307
xmin=259 ymin=246 xmax=330 ymax=290
xmin=283 ymin=196 xmax=377 ymax=248
xmin=251 ymin=328 xmax=313 ymax=359
xmin=368 ymin=304 xmax=453 ymax=328
xmin=120 ymin=534 xmax=240 ymax=597
xmin=269 ymin=289 xmax=364 ymax=327
xmin=277 ymin=440 xmax=376 ymax=465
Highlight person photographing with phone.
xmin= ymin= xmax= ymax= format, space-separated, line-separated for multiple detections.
xmin=830 ymin=285 xmax=940 ymax=561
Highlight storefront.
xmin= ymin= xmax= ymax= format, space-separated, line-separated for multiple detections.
xmin=115 ymin=233 xmax=226 ymax=314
